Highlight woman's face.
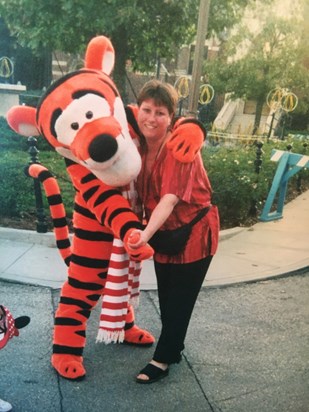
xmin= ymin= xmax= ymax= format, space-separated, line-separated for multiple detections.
xmin=137 ymin=98 xmax=172 ymax=143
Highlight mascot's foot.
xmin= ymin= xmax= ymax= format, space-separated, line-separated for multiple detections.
xmin=124 ymin=325 xmax=155 ymax=347
xmin=51 ymin=354 xmax=86 ymax=381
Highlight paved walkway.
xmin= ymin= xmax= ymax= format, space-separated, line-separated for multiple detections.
xmin=0 ymin=190 xmax=308 ymax=289
xmin=0 ymin=191 xmax=308 ymax=412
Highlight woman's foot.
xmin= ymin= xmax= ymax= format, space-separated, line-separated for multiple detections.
xmin=136 ymin=360 xmax=169 ymax=384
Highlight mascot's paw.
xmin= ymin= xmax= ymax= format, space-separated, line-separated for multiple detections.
xmin=167 ymin=118 xmax=206 ymax=163
xmin=124 ymin=230 xmax=154 ymax=261
xmin=124 ymin=325 xmax=155 ymax=347
xmin=51 ymin=354 xmax=86 ymax=381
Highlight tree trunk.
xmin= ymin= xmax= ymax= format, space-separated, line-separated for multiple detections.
xmin=252 ymin=97 xmax=264 ymax=135
xmin=111 ymin=27 xmax=128 ymax=103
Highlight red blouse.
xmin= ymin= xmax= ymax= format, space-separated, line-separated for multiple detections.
xmin=136 ymin=145 xmax=220 ymax=264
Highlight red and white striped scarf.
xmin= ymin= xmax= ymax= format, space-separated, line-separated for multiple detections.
xmin=96 ymin=179 xmax=142 ymax=344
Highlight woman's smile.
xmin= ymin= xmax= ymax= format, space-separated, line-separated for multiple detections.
xmin=138 ymin=99 xmax=172 ymax=141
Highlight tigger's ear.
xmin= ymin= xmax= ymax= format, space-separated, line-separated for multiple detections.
xmin=84 ymin=35 xmax=115 ymax=75
xmin=7 ymin=105 xmax=39 ymax=137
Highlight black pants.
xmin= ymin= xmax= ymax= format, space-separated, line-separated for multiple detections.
xmin=153 ymin=255 xmax=213 ymax=365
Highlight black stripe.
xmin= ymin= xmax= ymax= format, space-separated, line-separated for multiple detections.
xmin=83 ymin=185 xmax=99 ymax=201
xmin=108 ymin=207 xmax=132 ymax=226
xmin=74 ymin=203 xmax=96 ymax=219
xmin=74 ymin=228 xmax=113 ymax=242
xmin=38 ymin=170 xmax=53 ymax=182
xmin=60 ymin=297 xmax=93 ymax=310
xmin=64 ymin=256 xmax=71 ymax=267
xmin=119 ymin=221 xmax=143 ymax=240
xmin=125 ymin=106 xmax=142 ymax=137
xmin=53 ymin=344 xmax=83 ymax=356
xmin=88 ymin=294 xmax=101 ymax=301
xmin=94 ymin=189 xmax=120 ymax=207
xmin=81 ymin=173 xmax=97 ymax=184
xmin=55 ymin=317 xmax=82 ymax=326
xmin=71 ymin=254 xmax=109 ymax=269
xmin=65 ymin=158 xmax=76 ymax=167
xmin=73 ymin=90 xmax=105 ymax=100
xmin=48 ymin=194 xmax=62 ymax=205
xmin=68 ymin=276 xmax=104 ymax=291
xmin=124 ymin=321 xmax=134 ymax=330
xmin=77 ymin=309 xmax=91 ymax=319
xmin=98 ymin=271 xmax=107 ymax=280
xmin=100 ymin=209 xmax=107 ymax=224
xmin=53 ymin=217 xmax=68 ymax=228
xmin=56 ymin=238 xmax=71 ymax=249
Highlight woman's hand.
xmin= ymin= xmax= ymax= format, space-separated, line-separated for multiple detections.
xmin=123 ymin=229 xmax=154 ymax=260
xmin=127 ymin=229 xmax=148 ymax=249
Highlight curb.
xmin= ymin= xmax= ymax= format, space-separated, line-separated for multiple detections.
xmin=0 ymin=225 xmax=245 ymax=248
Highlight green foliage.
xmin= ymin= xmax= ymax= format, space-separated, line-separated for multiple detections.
xmin=0 ymin=152 xmax=34 ymax=217
xmin=0 ymin=116 xmax=28 ymax=151
xmin=0 ymin=126 xmax=308 ymax=230
xmin=202 ymin=137 xmax=309 ymax=228
xmin=204 ymin=1 xmax=309 ymax=130
xmin=0 ymin=0 xmax=261 ymax=95
xmin=0 ymin=152 xmax=75 ymax=223
xmin=0 ymin=132 xmax=75 ymax=222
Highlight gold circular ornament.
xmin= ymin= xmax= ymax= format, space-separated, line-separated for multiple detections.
xmin=199 ymin=83 xmax=214 ymax=105
xmin=174 ymin=76 xmax=191 ymax=99
xmin=0 ymin=57 xmax=14 ymax=78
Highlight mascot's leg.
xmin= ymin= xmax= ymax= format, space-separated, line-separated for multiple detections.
xmin=52 ymin=224 xmax=112 ymax=380
xmin=51 ymin=273 xmax=106 ymax=380
xmin=124 ymin=305 xmax=155 ymax=346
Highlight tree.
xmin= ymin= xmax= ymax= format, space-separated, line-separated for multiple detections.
xmin=0 ymin=18 xmax=52 ymax=89
xmin=204 ymin=0 xmax=309 ymax=133
xmin=0 ymin=0 xmax=259 ymax=98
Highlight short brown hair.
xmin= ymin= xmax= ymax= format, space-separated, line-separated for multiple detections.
xmin=137 ymin=79 xmax=178 ymax=115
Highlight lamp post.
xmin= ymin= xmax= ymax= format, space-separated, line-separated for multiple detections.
xmin=188 ymin=0 xmax=211 ymax=118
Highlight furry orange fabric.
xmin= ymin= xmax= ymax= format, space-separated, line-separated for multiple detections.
xmin=6 ymin=35 xmax=204 ymax=381
xmin=166 ymin=118 xmax=206 ymax=163
xmin=6 ymin=36 xmax=154 ymax=381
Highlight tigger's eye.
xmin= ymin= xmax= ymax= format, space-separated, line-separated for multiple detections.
xmin=71 ymin=122 xmax=79 ymax=130
xmin=55 ymin=93 xmax=111 ymax=146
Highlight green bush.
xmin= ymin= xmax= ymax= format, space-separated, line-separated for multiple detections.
xmin=0 ymin=116 xmax=29 ymax=151
xmin=0 ymin=152 xmax=34 ymax=217
xmin=0 ymin=124 xmax=308 ymax=230
xmin=203 ymin=137 xmax=309 ymax=228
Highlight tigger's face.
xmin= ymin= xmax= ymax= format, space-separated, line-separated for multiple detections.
xmin=6 ymin=36 xmax=141 ymax=187
xmin=37 ymin=69 xmax=141 ymax=186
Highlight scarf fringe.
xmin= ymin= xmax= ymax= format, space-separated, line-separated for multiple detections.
xmin=96 ymin=328 xmax=125 ymax=344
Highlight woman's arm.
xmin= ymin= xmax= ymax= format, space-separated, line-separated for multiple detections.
xmin=128 ymin=193 xmax=179 ymax=248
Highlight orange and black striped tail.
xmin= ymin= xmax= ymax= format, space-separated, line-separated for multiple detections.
xmin=27 ymin=163 xmax=72 ymax=266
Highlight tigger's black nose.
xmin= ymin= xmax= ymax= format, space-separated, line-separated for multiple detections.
xmin=88 ymin=134 xmax=118 ymax=162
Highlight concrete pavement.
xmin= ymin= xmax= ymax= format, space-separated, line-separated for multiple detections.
xmin=0 ymin=190 xmax=308 ymax=289
xmin=1 ymin=272 xmax=308 ymax=411
xmin=0 ymin=190 xmax=308 ymax=411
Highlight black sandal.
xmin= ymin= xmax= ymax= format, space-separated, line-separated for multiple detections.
xmin=136 ymin=363 xmax=169 ymax=384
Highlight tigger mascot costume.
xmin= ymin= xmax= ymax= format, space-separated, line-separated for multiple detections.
xmin=6 ymin=36 xmax=205 ymax=381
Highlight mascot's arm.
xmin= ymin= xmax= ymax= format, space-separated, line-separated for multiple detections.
xmin=66 ymin=161 xmax=153 ymax=260
xmin=125 ymin=105 xmax=206 ymax=163
xmin=167 ymin=117 xmax=206 ymax=163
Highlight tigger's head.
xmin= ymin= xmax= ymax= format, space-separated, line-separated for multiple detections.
xmin=7 ymin=36 xmax=141 ymax=186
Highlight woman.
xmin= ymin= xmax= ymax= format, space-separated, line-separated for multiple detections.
xmin=128 ymin=80 xmax=220 ymax=384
